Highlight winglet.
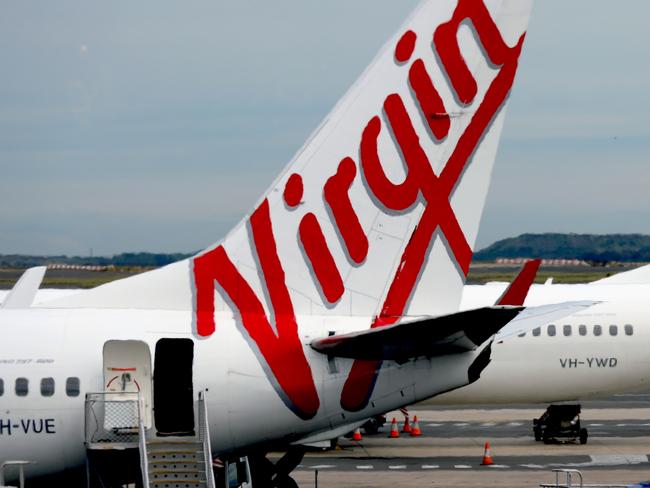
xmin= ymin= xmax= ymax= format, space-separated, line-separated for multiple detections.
xmin=495 ymin=259 xmax=541 ymax=306
xmin=1 ymin=266 xmax=47 ymax=309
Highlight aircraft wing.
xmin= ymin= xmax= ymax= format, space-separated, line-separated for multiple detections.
xmin=493 ymin=300 xmax=597 ymax=341
xmin=310 ymin=306 xmax=522 ymax=361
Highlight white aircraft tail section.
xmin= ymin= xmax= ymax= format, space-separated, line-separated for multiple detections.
xmin=193 ymin=0 xmax=533 ymax=331
xmin=39 ymin=0 xmax=533 ymax=419
xmin=1 ymin=266 xmax=46 ymax=309
xmin=45 ymin=0 xmax=532 ymax=326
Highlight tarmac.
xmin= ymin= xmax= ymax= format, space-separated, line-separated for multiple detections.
xmin=290 ymin=396 xmax=650 ymax=487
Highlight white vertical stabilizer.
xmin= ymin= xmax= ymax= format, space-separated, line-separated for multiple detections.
xmin=2 ymin=266 xmax=46 ymax=309
xmin=43 ymin=0 xmax=533 ymax=331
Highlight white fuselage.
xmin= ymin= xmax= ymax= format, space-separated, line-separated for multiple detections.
xmin=0 ymin=307 xmax=482 ymax=478
xmin=433 ymin=283 xmax=650 ymax=404
xmin=3 ymin=283 xmax=650 ymax=478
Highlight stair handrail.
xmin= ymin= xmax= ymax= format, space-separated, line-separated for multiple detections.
xmin=199 ymin=390 xmax=216 ymax=488
xmin=137 ymin=393 xmax=150 ymax=488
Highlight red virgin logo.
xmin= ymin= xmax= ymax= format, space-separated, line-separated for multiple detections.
xmin=193 ymin=0 xmax=527 ymax=419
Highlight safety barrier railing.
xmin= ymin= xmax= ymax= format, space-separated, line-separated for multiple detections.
xmin=85 ymin=391 xmax=151 ymax=487
xmin=0 ymin=460 xmax=33 ymax=488
xmin=198 ymin=390 xmax=216 ymax=488
xmin=85 ymin=391 xmax=142 ymax=449
xmin=138 ymin=404 xmax=150 ymax=488
xmin=540 ymin=468 xmax=630 ymax=488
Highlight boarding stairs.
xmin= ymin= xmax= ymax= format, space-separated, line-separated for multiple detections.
xmin=84 ymin=390 xmax=216 ymax=488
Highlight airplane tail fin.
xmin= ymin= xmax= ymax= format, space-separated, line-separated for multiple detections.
xmin=42 ymin=0 xmax=533 ymax=419
xmin=1 ymin=266 xmax=46 ymax=309
xmin=495 ymin=259 xmax=541 ymax=306
xmin=45 ymin=0 xmax=533 ymax=329
xmin=192 ymin=0 xmax=534 ymax=336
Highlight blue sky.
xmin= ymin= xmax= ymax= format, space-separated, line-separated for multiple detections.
xmin=1 ymin=1 xmax=649 ymax=256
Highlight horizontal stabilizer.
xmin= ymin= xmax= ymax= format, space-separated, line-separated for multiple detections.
xmin=310 ymin=307 xmax=523 ymax=361
xmin=1 ymin=266 xmax=46 ymax=309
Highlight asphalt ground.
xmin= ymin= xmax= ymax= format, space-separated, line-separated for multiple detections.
xmin=289 ymin=396 xmax=650 ymax=487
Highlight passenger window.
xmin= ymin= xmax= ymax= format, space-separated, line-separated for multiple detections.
xmin=66 ymin=377 xmax=80 ymax=397
xmin=563 ymin=325 xmax=572 ymax=336
xmin=578 ymin=325 xmax=587 ymax=336
xmin=532 ymin=327 xmax=541 ymax=337
xmin=609 ymin=325 xmax=618 ymax=336
xmin=625 ymin=324 xmax=634 ymax=336
xmin=518 ymin=332 xmax=526 ymax=338
xmin=41 ymin=377 xmax=55 ymax=397
xmin=547 ymin=325 xmax=556 ymax=336
xmin=15 ymin=377 xmax=28 ymax=397
xmin=0 ymin=378 xmax=3 ymax=396
xmin=594 ymin=325 xmax=602 ymax=336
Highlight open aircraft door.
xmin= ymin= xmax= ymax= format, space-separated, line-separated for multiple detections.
xmin=153 ymin=338 xmax=195 ymax=436
xmin=103 ymin=340 xmax=153 ymax=428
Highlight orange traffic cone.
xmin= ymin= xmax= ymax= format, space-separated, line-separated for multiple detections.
xmin=352 ymin=428 xmax=362 ymax=441
xmin=389 ymin=417 xmax=400 ymax=438
xmin=402 ymin=416 xmax=412 ymax=433
xmin=409 ymin=415 xmax=422 ymax=437
xmin=481 ymin=441 xmax=494 ymax=466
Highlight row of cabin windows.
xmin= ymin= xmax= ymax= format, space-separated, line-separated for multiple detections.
xmin=0 ymin=377 xmax=80 ymax=397
xmin=521 ymin=324 xmax=634 ymax=338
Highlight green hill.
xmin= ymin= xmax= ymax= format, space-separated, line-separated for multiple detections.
xmin=0 ymin=252 xmax=193 ymax=269
xmin=475 ymin=233 xmax=650 ymax=263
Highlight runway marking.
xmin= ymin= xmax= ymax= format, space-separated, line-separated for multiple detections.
xmin=454 ymin=465 xmax=472 ymax=469
xmin=310 ymin=465 xmax=335 ymax=469
xmin=388 ymin=465 xmax=407 ymax=470
xmin=487 ymin=464 xmax=509 ymax=468
xmin=454 ymin=422 xmax=470 ymax=427
xmin=616 ymin=423 xmax=628 ymax=427
xmin=481 ymin=422 xmax=496 ymax=427
xmin=356 ymin=465 xmax=374 ymax=470
xmin=591 ymin=454 xmax=648 ymax=466
xmin=559 ymin=454 xmax=648 ymax=468
xmin=421 ymin=465 xmax=440 ymax=469
xmin=426 ymin=423 xmax=442 ymax=427
xmin=506 ymin=422 xmax=523 ymax=426
xmin=587 ymin=423 xmax=603 ymax=426
xmin=520 ymin=464 xmax=545 ymax=469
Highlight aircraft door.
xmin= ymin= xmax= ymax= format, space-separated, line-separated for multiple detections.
xmin=153 ymin=338 xmax=195 ymax=436
xmin=103 ymin=340 xmax=153 ymax=428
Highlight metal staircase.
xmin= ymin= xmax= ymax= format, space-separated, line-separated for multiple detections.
xmin=85 ymin=390 xmax=215 ymax=488
xmin=146 ymin=439 xmax=207 ymax=487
